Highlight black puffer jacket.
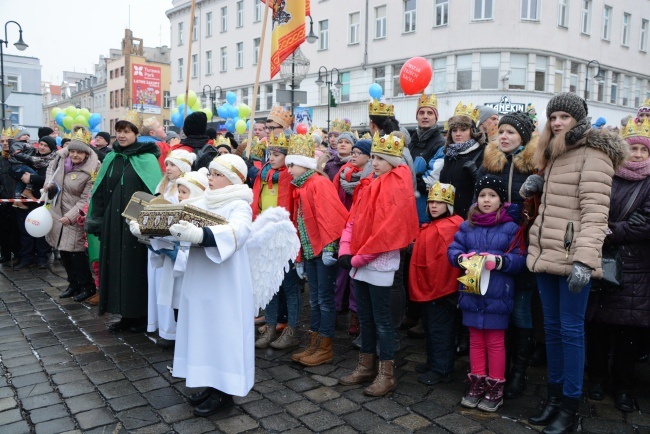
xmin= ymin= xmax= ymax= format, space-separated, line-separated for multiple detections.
xmin=587 ymin=174 xmax=650 ymax=327
xmin=439 ymin=144 xmax=484 ymax=219
xmin=410 ymin=126 xmax=446 ymax=196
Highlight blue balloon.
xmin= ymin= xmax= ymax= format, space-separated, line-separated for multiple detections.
xmin=55 ymin=136 xmax=62 ymax=147
xmin=55 ymin=113 xmax=65 ymax=126
xmin=88 ymin=113 xmax=101 ymax=129
xmin=177 ymin=104 xmax=187 ymax=115
xmin=369 ymin=83 xmax=383 ymax=99
xmin=233 ymin=116 xmax=241 ymax=125
xmin=217 ymin=104 xmax=228 ymax=118
xmin=225 ymin=119 xmax=235 ymax=133
xmin=228 ymin=105 xmax=239 ymax=119
xmin=172 ymin=112 xmax=184 ymax=129
xmin=246 ymin=120 xmax=250 ymax=130
xmin=226 ymin=91 xmax=237 ymax=105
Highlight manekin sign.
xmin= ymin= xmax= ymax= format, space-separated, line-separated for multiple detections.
xmin=484 ymin=96 xmax=526 ymax=114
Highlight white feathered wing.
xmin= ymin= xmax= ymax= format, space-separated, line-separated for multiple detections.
xmin=247 ymin=207 xmax=301 ymax=312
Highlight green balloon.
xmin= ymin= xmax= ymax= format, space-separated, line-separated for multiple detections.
xmin=74 ymin=115 xmax=88 ymax=126
xmin=51 ymin=107 xmax=62 ymax=118
xmin=176 ymin=94 xmax=185 ymax=106
xmin=65 ymin=106 xmax=77 ymax=117
xmin=79 ymin=108 xmax=91 ymax=120
xmin=191 ymin=102 xmax=202 ymax=112
xmin=238 ymin=104 xmax=251 ymax=118
xmin=63 ymin=116 xmax=74 ymax=130
xmin=235 ymin=119 xmax=247 ymax=134
xmin=202 ymin=108 xmax=213 ymax=121
xmin=187 ymin=90 xmax=198 ymax=108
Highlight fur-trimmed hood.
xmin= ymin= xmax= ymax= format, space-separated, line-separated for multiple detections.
xmin=481 ymin=135 xmax=538 ymax=175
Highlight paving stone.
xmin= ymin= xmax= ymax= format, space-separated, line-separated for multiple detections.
xmin=109 ymin=394 xmax=149 ymax=412
xmin=322 ymin=425 xmax=358 ymax=434
xmin=232 ymin=390 xmax=262 ymax=405
xmin=76 ymin=407 xmax=118 ymax=430
xmin=132 ymin=376 xmax=169 ymax=393
xmin=1 ymin=420 xmax=31 ymax=434
xmin=10 ymin=371 xmax=48 ymax=388
xmin=393 ymin=413 xmax=432 ymax=431
xmin=51 ymin=370 xmax=87 ymax=386
xmin=6 ymin=362 xmax=42 ymax=377
xmin=266 ymin=388 xmax=303 ymax=405
xmin=29 ymin=403 xmax=69 ymax=423
xmin=411 ymin=399 xmax=451 ymax=419
xmin=368 ymin=424 xmax=411 ymax=433
xmin=300 ymin=409 xmax=345 ymax=431
xmin=321 ymin=396 xmax=361 ymax=415
xmin=343 ymin=387 xmax=381 ymax=404
xmin=241 ymin=398 xmax=283 ymax=418
xmin=312 ymin=374 xmax=339 ymax=387
xmin=122 ymin=367 xmax=159 ymax=382
xmin=285 ymin=399 xmax=320 ymax=417
xmin=172 ymin=417 xmax=217 ymax=434
xmin=342 ymin=408 xmax=386 ymax=431
xmin=0 ymin=386 xmax=13 ymax=399
xmin=258 ymin=412 xmax=301 ymax=431
xmin=364 ymin=397 xmax=410 ymax=420
xmin=1 ymin=354 xmax=39 ymax=368
xmin=158 ymin=402 xmax=194 ymax=424
xmin=117 ymin=406 xmax=160 ymax=430
xmin=34 ymin=416 xmax=77 ymax=434
xmin=485 ymin=417 xmax=533 ymax=434
xmin=0 ymin=396 xmax=17 ymax=412
xmin=86 ymin=369 xmax=126 ymax=386
xmin=581 ymin=417 xmax=636 ymax=434
xmin=434 ymin=413 xmax=484 ymax=434
xmin=64 ymin=392 xmax=105 ymax=414
xmin=97 ymin=380 xmax=138 ymax=399
xmin=303 ymin=386 xmax=341 ymax=403
xmin=57 ymin=380 xmax=96 ymax=398
xmin=285 ymin=376 xmax=321 ymax=392
xmin=267 ymin=364 xmax=302 ymax=382
xmin=214 ymin=414 xmax=261 ymax=433
xmin=0 ymin=408 xmax=23 ymax=424
xmin=142 ymin=387 xmax=185 ymax=409
xmin=21 ymin=392 xmax=61 ymax=410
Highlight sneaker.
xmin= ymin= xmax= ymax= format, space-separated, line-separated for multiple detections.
xmin=461 ymin=373 xmax=487 ymax=408
xmin=477 ymin=377 xmax=506 ymax=412
xmin=270 ymin=325 xmax=299 ymax=349
xmin=417 ymin=370 xmax=452 ymax=386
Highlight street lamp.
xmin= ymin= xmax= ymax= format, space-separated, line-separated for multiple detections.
xmin=315 ymin=66 xmax=342 ymax=131
xmin=202 ymin=84 xmax=223 ymax=118
xmin=584 ymin=60 xmax=605 ymax=100
xmin=1 ymin=21 xmax=28 ymax=128
xmin=280 ymin=48 xmax=311 ymax=117
xmin=306 ymin=16 xmax=318 ymax=44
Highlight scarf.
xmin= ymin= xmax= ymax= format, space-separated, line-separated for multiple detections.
xmin=470 ymin=204 xmax=514 ymax=227
xmin=64 ymin=155 xmax=89 ymax=174
xmin=615 ymin=159 xmax=650 ymax=181
xmin=204 ymin=184 xmax=253 ymax=208
xmin=2 ymin=150 xmax=9 ymax=160
xmin=339 ymin=163 xmax=372 ymax=195
xmin=262 ymin=163 xmax=287 ymax=190
xmin=445 ymin=139 xmax=477 ymax=159
xmin=416 ymin=127 xmax=436 ymax=143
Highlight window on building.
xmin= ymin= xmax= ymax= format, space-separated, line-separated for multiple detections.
xmin=535 ymin=55 xmax=547 ymax=91
xmin=393 ymin=63 xmax=404 ymax=96
xmin=622 ymin=76 xmax=631 ymax=106
xmin=340 ymin=72 xmax=351 ymax=102
xmin=473 ymin=0 xmax=494 ymax=21
xmin=435 ymin=0 xmax=449 ymax=27
xmin=110 ymin=91 xmax=114 ymax=109
xmin=404 ymin=0 xmax=416 ymax=33
xmin=597 ymin=74 xmax=605 ymax=101
xmin=178 ymin=58 xmax=184 ymax=80
xmin=206 ymin=12 xmax=213 ymax=37
xmin=375 ymin=6 xmax=387 ymax=39
xmin=120 ymin=66 xmax=124 ymax=76
xmin=192 ymin=54 xmax=198 ymax=77
xmin=554 ymin=59 xmax=565 ymax=92
xmin=349 ymin=12 xmax=360 ymax=44
xmin=236 ymin=42 xmax=244 ymax=68
xmin=163 ymin=91 xmax=171 ymax=109
xmin=110 ymin=70 xmax=114 ymax=79
xmin=242 ymin=87 xmax=248 ymax=106
xmin=521 ymin=0 xmax=540 ymax=21
xmin=558 ymin=0 xmax=569 ymax=27
xmin=581 ymin=0 xmax=591 ymax=35
xmin=319 ymin=20 xmax=329 ymax=50
xmin=509 ymin=54 xmax=528 ymax=90
xmin=373 ymin=66 xmax=385 ymax=92
xmin=255 ymin=0 xmax=262 ymax=22
xmin=255 ymin=88 xmax=260 ymax=111
xmin=456 ymin=54 xmax=472 ymax=90
xmin=611 ymin=72 xmax=618 ymax=104
xmin=622 ymin=13 xmax=630 ymax=46
xmin=178 ymin=22 xmax=184 ymax=45
xmin=253 ymin=38 xmax=260 ymax=64
xmin=602 ymin=6 xmax=612 ymax=41
xmin=635 ymin=87 xmax=641 ymax=107
xmin=193 ymin=16 xmax=198 ymax=40
xmin=221 ymin=7 xmax=228 ymax=32
xmin=120 ymin=89 xmax=124 ymax=106
xmin=237 ymin=1 xmax=244 ymax=28
xmin=641 ymin=19 xmax=649 ymax=52
xmin=206 ymin=50 xmax=213 ymax=75
xmin=266 ymin=84 xmax=273 ymax=109
xmin=220 ymin=47 xmax=227 ymax=72
xmin=480 ymin=53 xmax=500 ymax=89
xmin=433 ymin=58 xmax=446 ymax=93
xmin=6 ymin=75 xmax=19 ymax=92
xmin=569 ymin=61 xmax=579 ymax=93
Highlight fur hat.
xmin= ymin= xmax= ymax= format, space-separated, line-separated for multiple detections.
xmin=546 ymin=92 xmax=588 ymax=122
xmin=39 ymin=136 xmax=58 ymax=152
xmin=498 ymin=111 xmax=535 ymax=146
xmin=475 ymin=174 xmax=507 ymax=205
xmin=353 ymin=139 xmax=372 ymax=156
xmin=13 ymin=128 xmax=30 ymax=140
xmin=95 ymin=132 xmax=111 ymax=144
xmin=38 ymin=127 xmax=54 ymax=139
xmin=183 ymin=111 xmax=208 ymax=137
xmin=477 ymin=106 xmax=498 ymax=127
xmin=165 ymin=149 xmax=196 ymax=173
xmin=176 ymin=168 xmax=209 ymax=199
xmin=209 ymin=154 xmax=247 ymax=185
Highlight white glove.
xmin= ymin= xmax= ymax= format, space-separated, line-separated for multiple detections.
xmin=128 ymin=220 xmax=141 ymax=236
xmin=322 ymin=251 xmax=337 ymax=266
xmin=423 ymin=172 xmax=437 ymax=190
xmin=170 ymin=220 xmax=204 ymax=245
xmin=295 ymin=262 xmax=306 ymax=280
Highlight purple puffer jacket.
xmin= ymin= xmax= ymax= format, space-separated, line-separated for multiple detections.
xmin=448 ymin=220 xmax=527 ymax=330
xmin=324 ymin=154 xmax=347 ymax=181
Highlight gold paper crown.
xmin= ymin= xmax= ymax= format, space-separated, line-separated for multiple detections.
xmin=371 ymin=132 xmax=404 ymax=158
xmin=250 ymin=136 xmax=266 ymax=159
xmin=309 ymin=125 xmax=321 ymax=134
xmin=71 ymin=128 xmax=92 ymax=145
xmin=1 ymin=127 xmax=19 ymax=137
xmin=622 ymin=118 xmax=650 ymax=140
xmin=118 ymin=109 xmax=143 ymax=130
xmin=454 ymin=101 xmax=480 ymax=123
xmin=62 ymin=132 xmax=72 ymax=140
xmin=361 ymin=132 xmax=372 ymax=140
xmin=268 ymin=133 xmax=289 ymax=150
xmin=458 ymin=255 xmax=488 ymax=295
xmin=214 ymin=135 xmax=232 ymax=149
xmin=418 ymin=93 xmax=438 ymax=110
xmin=428 ymin=182 xmax=455 ymax=205
xmin=288 ymin=134 xmax=314 ymax=158
xmin=641 ymin=97 xmax=650 ymax=109
xmin=330 ymin=118 xmax=351 ymax=133
xmin=268 ymin=106 xmax=293 ymax=129
xmin=368 ymin=99 xmax=394 ymax=117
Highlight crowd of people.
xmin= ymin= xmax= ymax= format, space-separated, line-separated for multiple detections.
xmin=0 ymin=91 xmax=648 ymax=433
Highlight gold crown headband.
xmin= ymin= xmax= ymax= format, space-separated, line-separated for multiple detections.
xmin=454 ymin=101 xmax=480 ymax=123
xmin=72 ymin=128 xmax=92 ymax=145
xmin=371 ymin=132 xmax=404 ymax=158
xmin=1 ymin=127 xmax=19 ymax=137
xmin=622 ymin=118 xmax=650 ymax=139
xmin=288 ymin=134 xmax=315 ymax=158
xmin=368 ymin=99 xmax=394 ymax=117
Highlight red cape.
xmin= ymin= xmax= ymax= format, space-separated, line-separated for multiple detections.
xmin=408 ymin=215 xmax=464 ymax=302
xmin=251 ymin=162 xmax=294 ymax=219
xmin=156 ymin=141 xmax=171 ymax=173
xmin=293 ymin=173 xmax=349 ymax=258
xmin=350 ymin=165 xmax=419 ymax=255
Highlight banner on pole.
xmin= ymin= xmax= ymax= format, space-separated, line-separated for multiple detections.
xmin=132 ymin=64 xmax=162 ymax=114
xmin=264 ymin=0 xmax=310 ymax=78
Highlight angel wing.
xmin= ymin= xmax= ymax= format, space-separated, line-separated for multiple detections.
xmin=247 ymin=207 xmax=301 ymax=312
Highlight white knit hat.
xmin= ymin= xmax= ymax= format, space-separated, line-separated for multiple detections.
xmin=209 ymin=154 xmax=248 ymax=185
xmin=176 ymin=168 xmax=209 ymax=199
xmin=165 ymin=149 xmax=196 ymax=173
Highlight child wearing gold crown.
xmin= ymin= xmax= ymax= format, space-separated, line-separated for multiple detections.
xmin=447 ymin=174 xmax=526 ymax=412
xmin=408 ymin=182 xmax=464 ymax=386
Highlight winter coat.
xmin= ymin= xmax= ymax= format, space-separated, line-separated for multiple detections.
xmin=45 ymin=149 xmax=100 ymax=252
xmin=324 ymin=154 xmax=348 ymax=181
xmin=587 ymin=175 xmax=650 ymax=327
xmin=0 ymin=154 xmax=15 ymax=199
xmin=92 ymin=146 xmax=112 ymax=162
xmin=439 ymin=145 xmax=484 ymax=219
xmin=527 ymin=125 xmax=627 ymax=278
xmin=448 ymin=219 xmax=527 ymax=330
xmin=410 ymin=126 xmax=446 ymax=223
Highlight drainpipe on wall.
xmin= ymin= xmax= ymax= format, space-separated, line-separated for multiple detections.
xmin=362 ymin=0 xmax=369 ymax=70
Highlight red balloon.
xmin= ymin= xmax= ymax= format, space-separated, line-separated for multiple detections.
xmin=399 ymin=57 xmax=433 ymax=95
xmin=296 ymin=123 xmax=308 ymax=134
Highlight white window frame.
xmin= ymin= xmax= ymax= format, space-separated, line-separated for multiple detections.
xmin=206 ymin=12 xmax=213 ymax=37
xmin=178 ymin=22 xmax=184 ymax=45
xmin=206 ymin=50 xmax=213 ymax=75
xmin=236 ymin=1 xmax=244 ymax=28
xmin=403 ymin=0 xmax=416 ymax=33
xmin=373 ymin=66 xmax=386 ymax=92
xmin=191 ymin=54 xmax=198 ymax=78
xmin=5 ymin=74 xmax=20 ymax=92
xmin=535 ymin=55 xmax=547 ymax=91
xmin=554 ymin=59 xmax=565 ymax=93
xmin=581 ymin=0 xmax=592 ymax=35
xmin=640 ymin=19 xmax=649 ymax=52
xmin=253 ymin=38 xmax=260 ymax=65
xmin=254 ymin=0 xmax=262 ymax=22
xmin=375 ymin=5 xmax=387 ymax=39
xmin=220 ymin=47 xmax=227 ymax=72
xmin=621 ymin=13 xmax=631 ymax=46
xmin=602 ymin=5 xmax=612 ymax=41
xmin=509 ymin=53 xmax=528 ymax=90
xmin=236 ymin=42 xmax=244 ymax=69
xmin=192 ymin=15 xmax=198 ymax=41
xmin=433 ymin=57 xmax=446 ymax=93
xmin=319 ymin=20 xmax=329 ymax=50
xmin=558 ymin=0 xmax=570 ymax=28
xmin=178 ymin=58 xmax=184 ymax=81
xmin=456 ymin=54 xmax=472 ymax=91
xmin=610 ymin=72 xmax=619 ymax=104
xmin=265 ymin=84 xmax=273 ymax=110
xmin=349 ymin=12 xmax=360 ymax=44
xmin=340 ymin=71 xmax=351 ymax=102
xmin=221 ymin=7 xmax=228 ymax=33
xmin=622 ymin=75 xmax=631 ymax=106
xmin=434 ymin=0 xmax=449 ymax=27
xmin=569 ymin=61 xmax=579 ymax=93
xmin=472 ymin=0 xmax=494 ymax=21
xmin=521 ymin=0 xmax=540 ymax=21
xmin=393 ymin=63 xmax=405 ymax=97
xmin=480 ymin=53 xmax=500 ymax=90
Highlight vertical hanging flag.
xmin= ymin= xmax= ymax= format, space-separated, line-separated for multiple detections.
xmin=264 ymin=0 xmax=310 ymax=78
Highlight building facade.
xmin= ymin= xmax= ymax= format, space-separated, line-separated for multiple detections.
xmin=166 ymin=0 xmax=650 ymax=130
xmin=2 ymin=54 xmax=42 ymax=137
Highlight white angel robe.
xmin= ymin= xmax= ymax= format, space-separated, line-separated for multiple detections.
xmin=172 ymin=198 xmax=255 ymax=396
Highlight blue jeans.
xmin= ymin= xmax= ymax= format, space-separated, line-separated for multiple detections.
xmin=421 ymin=294 xmax=457 ymax=375
xmin=11 ymin=165 xmax=37 ymax=197
xmin=354 ymin=279 xmax=396 ymax=361
xmin=537 ymin=272 xmax=591 ymax=398
xmin=305 ymin=258 xmax=337 ymax=338
xmin=511 ymin=286 xmax=533 ymax=329
xmin=265 ymin=262 xmax=301 ymax=328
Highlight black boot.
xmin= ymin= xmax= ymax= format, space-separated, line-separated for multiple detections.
xmin=529 ymin=382 xmax=563 ymax=425
xmin=187 ymin=387 xmax=215 ymax=406
xmin=542 ymin=395 xmax=580 ymax=434
xmin=59 ymin=286 xmax=81 ymax=299
xmin=193 ymin=390 xmax=234 ymax=417
xmin=529 ymin=341 xmax=547 ymax=366
xmin=73 ymin=286 xmax=96 ymax=302
xmin=504 ymin=327 xmax=534 ymax=398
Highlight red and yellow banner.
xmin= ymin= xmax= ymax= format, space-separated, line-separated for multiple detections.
xmin=264 ymin=0 xmax=310 ymax=78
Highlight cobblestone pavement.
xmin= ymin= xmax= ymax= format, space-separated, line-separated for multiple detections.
xmin=0 ymin=261 xmax=649 ymax=433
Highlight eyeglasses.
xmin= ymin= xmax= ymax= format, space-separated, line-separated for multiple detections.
xmin=265 ymin=125 xmax=283 ymax=131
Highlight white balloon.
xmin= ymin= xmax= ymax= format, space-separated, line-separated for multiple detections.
xmin=25 ymin=206 xmax=53 ymax=238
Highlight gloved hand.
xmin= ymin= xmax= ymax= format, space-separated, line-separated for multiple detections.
xmin=322 ymin=251 xmax=337 ymax=266
xmin=338 ymin=254 xmax=353 ymax=270
xmin=521 ymin=174 xmax=544 ymax=198
xmin=423 ymin=172 xmax=437 ymax=190
xmin=462 ymin=160 xmax=478 ymax=181
xmin=567 ymin=261 xmax=592 ymax=293
xmin=413 ymin=156 xmax=427 ymax=175
xmin=479 ymin=253 xmax=502 ymax=271
xmin=170 ymin=220 xmax=204 ymax=244
xmin=457 ymin=252 xmax=476 ymax=265
xmin=628 ymin=210 xmax=647 ymax=226
xmin=295 ymin=262 xmax=306 ymax=279
xmin=128 ymin=220 xmax=141 ymax=236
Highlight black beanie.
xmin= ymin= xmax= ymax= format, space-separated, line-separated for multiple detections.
xmin=546 ymin=92 xmax=588 ymax=122
xmin=39 ymin=136 xmax=58 ymax=152
xmin=475 ymin=174 xmax=508 ymax=205
xmin=38 ymin=127 xmax=54 ymax=139
xmin=498 ymin=111 xmax=535 ymax=146
xmin=206 ymin=127 xmax=217 ymax=140
xmin=95 ymin=132 xmax=111 ymax=144
xmin=183 ymin=111 xmax=207 ymax=137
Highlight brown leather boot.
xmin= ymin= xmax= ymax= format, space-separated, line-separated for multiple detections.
xmin=339 ymin=353 xmax=377 ymax=385
xmin=300 ymin=336 xmax=333 ymax=366
xmin=291 ymin=331 xmax=320 ymax=363
xmin=363 ymin=360 xmax=397 ymax=397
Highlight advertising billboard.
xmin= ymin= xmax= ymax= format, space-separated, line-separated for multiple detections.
xmin=132 ymin=64 xmax=161 ymax=114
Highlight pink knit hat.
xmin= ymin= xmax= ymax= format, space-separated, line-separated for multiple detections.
xmin=626 ymin=136 xmax=650 ymax=151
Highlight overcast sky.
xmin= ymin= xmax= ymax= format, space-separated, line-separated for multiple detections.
xmin=3 ymin=0 xmax=173 ymax=83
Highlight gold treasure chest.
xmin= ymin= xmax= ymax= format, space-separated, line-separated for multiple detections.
xmin=138 ymin=203 xmax=228 ymax=236
xmin=122 ymin=191 xmax=170 ymax=221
